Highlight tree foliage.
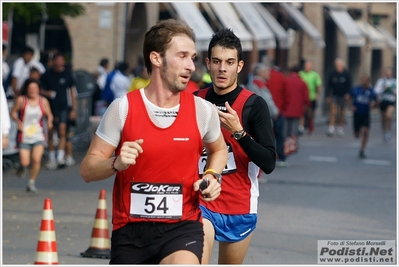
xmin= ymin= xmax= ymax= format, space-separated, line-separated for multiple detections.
xmin=2 ymin=3 xmax=85 ymax=24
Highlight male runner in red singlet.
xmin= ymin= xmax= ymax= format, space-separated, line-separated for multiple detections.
xmin=80 ymin=19 xmax=228 ymax=264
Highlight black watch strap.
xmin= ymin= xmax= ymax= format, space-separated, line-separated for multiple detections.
xmin=232 ymin=129 xmax=246 ymax=140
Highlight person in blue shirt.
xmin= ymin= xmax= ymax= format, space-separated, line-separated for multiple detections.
xmin=348 ymin=73 xmax=377 ymax=159
xmin=101 ymin=62 xmax=121 ymax=107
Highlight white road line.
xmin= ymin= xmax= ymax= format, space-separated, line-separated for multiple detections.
xmin=309 ymin=156 xmax=337 ymax=162
xmin=362 ymin=159 xmax=392 ymax=166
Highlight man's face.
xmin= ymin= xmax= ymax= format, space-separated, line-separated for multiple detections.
xmin=385 ymin=68 xmax=393 ymax=78
xmin=360 ymin=75 xmax=369 ymax=87
xmin=23 ymin=52 xmax=33 ymax=63
xmin=335 ymin=60 xmax=344 ymax=73
xmin=159 ymin=35 xmax=196 ymax=93
xmin=29 ymin=71 xmax=41 ymax=80
xmin=206 ymin=45 xmax=243 ymax=93
xmin=53 ymin=56 xmax=65 ymax=69
xmin=260 ymin=67 xmax=270 ymax=81
xmin=304 ymin=61 xmax=312 ymax=72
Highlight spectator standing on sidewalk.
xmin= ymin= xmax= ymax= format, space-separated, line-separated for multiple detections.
xmin=3 ymin=43 xmax=11 ymax=93
xmin=64 ymin=113 xmax=77 ymax=166
xmin=374 ymin=66 xmax=396 ymax=142
xmin=10 ymin=79 xmax=53 ymax=192
xmin=100 ymin=62 xmax=121 ymax=113
xmin=326 ymin=58 xmax=352 ymax=137
xmin=28 ymin=67 xmax=42 ymax=81
xmin=11 ymin=46 xmax=46 ymax=98
xmin=247 ymin=62 xmax=279 ymax=119
xmin=284 ymin=65 xmax=310 ymax=156
xmin=96 ymin=58 xmax=109 ymax=91
xmin=99 ymin=61 xmax=128 ymax=116
xmin=348 ymin=73 xmax=377 ymax=158
xmin=265 ymin=60 xmax=289 ymax=167
xmin=1 ymin=85 xmax=11 ymax=149
xmin=62 ymin=61 xmax=77 ymax=167
xmin=40 ymin=53 xmax=77 ymax=169
xmin=299 ymin=60 xmax=323 ymax=135
xmin=80 ymin=19 xmax=227 ymax=264
xmin=92 ymin=58 xmax=110 ymax=115
xmin=110 ymin=61 xmax=131 ymax=99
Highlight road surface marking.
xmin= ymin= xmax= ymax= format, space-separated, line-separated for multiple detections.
xmin=362 ymin=159 xmax=392 ymax=166
xmin=309 ymin=156 xmax=337 ymax=162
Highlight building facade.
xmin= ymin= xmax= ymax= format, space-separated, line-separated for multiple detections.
xmin=4 ymin=2 xmax=397 ymax=93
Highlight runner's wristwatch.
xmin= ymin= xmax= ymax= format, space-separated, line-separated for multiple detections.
xmin=203 ymin=169 xmax=222 ymax=184
xmin=232 ymin=129 xmax=246 ymax=140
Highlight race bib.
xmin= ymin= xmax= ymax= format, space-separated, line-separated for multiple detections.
xmin=382 ymin=93 xmax=396 ymax=102
xmin=198 ymin=143 xmax=237 ymax=175
xmin=24 ymin=125 xmax=39 ymax=137
xmin=130 ymin=182 xmax=182 ymax=219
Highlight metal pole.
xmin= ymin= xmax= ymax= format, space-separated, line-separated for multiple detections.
xmin=39 ymin=3 xmax=48 ymax=52
xmin=7 ymin=10 xmax=13 ymax=49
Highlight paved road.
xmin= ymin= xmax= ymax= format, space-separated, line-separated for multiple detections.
xmin=2 ymin=110 xmax=397 ymax=266
xmin=241 ymin=110 xmax=397 ymax=265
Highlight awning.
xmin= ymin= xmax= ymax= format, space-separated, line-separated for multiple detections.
xmin=327 ymin=8 xmax=365 ymax=47
xmin=170 ymin=2 xmax=214 ymax=52
xmin=280 ymin=3 xmax=325 ymax=48
xmin=376 ymin=25 xmax=397 ymax=50
xmin=253 ymin=3 xmax=290 ymax=49
xmin=231 ymin=2 xmax=276 ymax=50
xmin=355 ymin=21 xmax=386 ymax=49
xmin=205 ymin=2 xmax=253 ymax=51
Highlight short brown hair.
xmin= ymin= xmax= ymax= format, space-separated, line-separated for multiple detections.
xmin=20 ymin=78 xmax=41 ymax=96
xmin=143 ymin=19 xmax=195 ymax=75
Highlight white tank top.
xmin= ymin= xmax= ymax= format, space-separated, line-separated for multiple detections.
xmin=21 ymin=99 xmax=45 ymax=144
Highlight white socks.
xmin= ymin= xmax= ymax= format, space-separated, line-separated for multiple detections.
xmin=57 ymin=150 xmax=65 ymax=162
xmin=49 ymin=150 xmax=56 ymax=161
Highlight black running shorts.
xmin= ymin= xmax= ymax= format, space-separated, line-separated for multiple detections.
xmin=353 ymin=113 xmax=370 ymax=132
xmin=110 ymin=220 xmax=204 ymax=264
xmin=380 ymin=100 xmax=396 ymax=112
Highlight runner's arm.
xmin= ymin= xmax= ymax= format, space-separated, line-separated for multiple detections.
xmin=80 ymin=135 xmax=119 ymax=182
xmin=239 ymin=96 xmax=276 ymax=174
xmin=203 ymin=132 xmax=227 ymax=175
xmin=80 ymin=97 xmax=126 ymax=182
xmin=69 ymin=86 xmax=77 ymax=120
xmin=196 ymin=132 xmax=227 ymax=201
xmin=10 ymin=97 xmax=23 ymax=130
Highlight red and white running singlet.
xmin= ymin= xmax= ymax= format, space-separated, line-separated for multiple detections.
xmin=197 ymin=88 xmax=260 ymax=215
xmin=111 ymin=90 xmax=203 ymax=230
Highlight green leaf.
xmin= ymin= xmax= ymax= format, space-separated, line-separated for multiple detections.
xmin=2 ymin=3 xmax=85 ymax=25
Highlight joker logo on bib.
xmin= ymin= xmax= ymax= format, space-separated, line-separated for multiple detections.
xmin=130 ymin=182 xmax=183 ymax=219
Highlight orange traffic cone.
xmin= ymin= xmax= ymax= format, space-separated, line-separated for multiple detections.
xmin=34 ymin=198 xmax=58 ymax=265
xmin=81 ymin=189 xmax=111 ymax=259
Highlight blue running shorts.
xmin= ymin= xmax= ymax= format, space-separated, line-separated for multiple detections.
xmin=200 ymin=205 xmax=257 ymax=242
